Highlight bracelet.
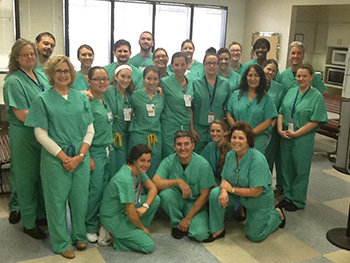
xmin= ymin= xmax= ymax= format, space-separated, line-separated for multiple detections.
xmin=78 ymin=152 xmax=85 ymax=159
xmin=231 ymin=187 xmax=236 ymax=194
xmin=143 ymin=203 xmax=149 ymax=209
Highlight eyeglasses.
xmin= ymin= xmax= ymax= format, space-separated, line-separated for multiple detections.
xmin=204 ymin=62 xmax=218 ymax=66
xmin=91 ymin=78 xmax=109 ymax=83
xmin=19 ymin=53 xmax=35 ymax=58
xmin=55 ymin=69 xmax=70 ymax=75
xmin=230 ymin=49 xmax=241 ymax=53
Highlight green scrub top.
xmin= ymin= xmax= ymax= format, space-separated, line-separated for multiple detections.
xmin=160 ymin=74 xmax=193 ymax=127
xmin=217 ymin=68 xmax=241 ymax=94
xmin=156 ymin=152 xmax=215 ymax=201
xmin=4 ymin=69 xmax=47 ymax=127
xmin=104 ymin=62 xmax=143 ymax=87
xmin=103 ymin=85 xmax=131 ymax=135
xmin=100 ymin=165 xmax=149 ymax=219
xmin=222 ymin=148 xmax=273 ymax=209
xmin=72 ymin=72 xmax=89 ymax=91
xmin=227 ymin=90 xmax=278 ymax=130
xmin=267 ymin=80 xmax=286 ymax=111
xmin=200 ymin=141 xmax=220 ymax=183
xmin=34 ymin=64 xmax=51 ymax=89
xmin=129 ymin=53 xmax=154 ymax=70
xmin=25 ymin=88 xmax=94 ymax=150
xmin=191 ymin=75 xmax=230 ymax=126
xmin=168 ymin=60 xmax=204 ymax=81
xmin=279 ymin=87 xmax=328 ymax=131
xmin=237 ymin=59 xmax=281 ymax=83
xmin=90 ymin=96 xmax=113 ymax=147
xmin=129 ymin=88 xmax=164 ymax=134
xmin=280 ymin=67 xmax=327 ymax=93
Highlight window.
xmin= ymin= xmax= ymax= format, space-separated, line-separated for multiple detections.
xmin=68 ymin=0 xmax=111 ymax=68
xmin=67 ymin=0 xmax=227 ymax=67
xmin=0 ymin=0 xmax=15 ymax=71
xmin=192 ymin=7 xmax=227 ymax=61
xmin=114 ymin=1 xmax=152 ymax=60
xmin=155 ymin=4 xmax=191 ymax=60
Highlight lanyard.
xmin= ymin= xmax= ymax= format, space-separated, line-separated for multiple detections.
xmin=128 ymin=165 xmax=143 ymax=204
xmin=291 ymin=87 xmax=310 ymax=118
xmin=20 ymin=69 xmax=45 ymax=91
xmin=204 ymin=76 xmax=218 ymax=107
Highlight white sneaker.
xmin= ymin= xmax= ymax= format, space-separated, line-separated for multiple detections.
xmin=87 ymin=232 xmax=98 ymax=243
xmin=98 ymin=226 xmax=113 ymax=246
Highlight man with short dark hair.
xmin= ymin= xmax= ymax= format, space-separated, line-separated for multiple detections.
xmin=129 ymin=31 xmax=154 ymax=70
xmin=152 ymin=131 xmax=215 ymax=241
xmin=34 ymin=32 xmax=56 ymax=87
xmin=281 ymin=41 xmax=326 ymax=93
xmin=104 ymin=39 xmax=143 ymax=86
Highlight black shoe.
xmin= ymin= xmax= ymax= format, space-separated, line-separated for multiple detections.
xmin=284 ymin=202 xmax=300 ymax=212
xmin=203 ymin=229 xmax=226 ymax=243
xmin=9 ymin=211 xmax=21 ymax=224
xmin=278 ymin=208 xmax=286 ymax=228
xmin=236 ymin=206 xmax=246 ymax=222
xmin=171 ymin=228 xmax=186 ymax=239
xmin=24 ymin=226 xmax=46 ymax=239
xmin=36 ymin=218 xmax=48 ymax=226
xmin=276 ymin=199 xmax=289 ymax=209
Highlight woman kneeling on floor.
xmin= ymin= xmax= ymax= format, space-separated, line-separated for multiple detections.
xmin=99 ymin=144 xmax=160 ymax=253
xmin=205 ymin=121 xmax=285 ymax=243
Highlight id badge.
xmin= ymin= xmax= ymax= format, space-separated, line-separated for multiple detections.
xmin=288 ymin=121 xmax=294 ymax=131
xmin=107 ymin=112 xmax=113 ymax=122
xmin=124 ymin=108 xmax=133 ymax=121
xmin=146 ymin=104 xmax=155 ymax=117
xmin=184 ymin=95 xmax=191 ymax=107
xmin=208 ymin=112 xmax=215 ymax=123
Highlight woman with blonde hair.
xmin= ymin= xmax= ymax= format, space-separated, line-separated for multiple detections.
xmin=4 ymin=38 xmax=47 ymax=238
xmin=25 ymin=55 xmax=94 ymax=259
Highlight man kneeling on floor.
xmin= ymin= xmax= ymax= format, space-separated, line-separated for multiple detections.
xmin=153 ymin=130 xmax=215 ymax=241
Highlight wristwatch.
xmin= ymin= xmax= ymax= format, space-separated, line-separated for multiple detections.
xmin=231 ymin=187 xmax=236 ymax=194
xmin=143 ymin=203 xmax=150 ymax=209
xmin=78 ymin=152 xmax=85 ymax=159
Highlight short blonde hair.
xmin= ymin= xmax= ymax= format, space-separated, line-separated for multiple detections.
xmin=45 ymin=55 xmax=77 ymax=87
xmin=7 ymin=38 xmax=37 ymax=77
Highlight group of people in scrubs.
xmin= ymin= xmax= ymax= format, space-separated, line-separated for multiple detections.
xmin=4 ymin=30 xmax=328 ymax=257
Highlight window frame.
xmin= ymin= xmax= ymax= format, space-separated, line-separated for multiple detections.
xmin=64 ymin=0 xmax=228 ymax=64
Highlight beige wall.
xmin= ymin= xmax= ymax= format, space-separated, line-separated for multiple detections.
xmin=242 ymin=0 xmax=350 ymax=71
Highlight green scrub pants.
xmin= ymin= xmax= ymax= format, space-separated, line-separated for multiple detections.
xmin=41 ymin=148 xmax=90 ymax=254
xmin=265 ymin=127 xmax=283 ymax=190
xmin=129 ymin=132 xmax=161 ymax=179
xmin=86 ymin=145 xmax=111 ymax=234
xmin=110 ymin=132 xmax=128 ymax=177
xmin=9 ymin=124 xmax=45 ymax=229
xmin=101 ymin=195 xmax=160 ymax=253
xmin=281 ymin=133 xmax=315 ymax=209
xmin=209 ymin=187 xmax=281 ymax=242
xmin=159 ymin=187 xmax=210 ymax=241
xmin=8 ymin=168 xmax=19 ymax=212
xmin=193 ymin=123 xmax=210 ymax=154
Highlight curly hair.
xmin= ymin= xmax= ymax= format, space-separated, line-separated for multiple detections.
xmin=45 ymin=55 xmax=77 ymax=87
xmin=238 ymin=64 xmax=267 ymax=103
xmin=229 ymin=121 xmax=255 ymax=148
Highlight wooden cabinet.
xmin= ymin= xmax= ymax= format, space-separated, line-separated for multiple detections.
xmin=327 ymin=23 xmax=350 ymax=47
